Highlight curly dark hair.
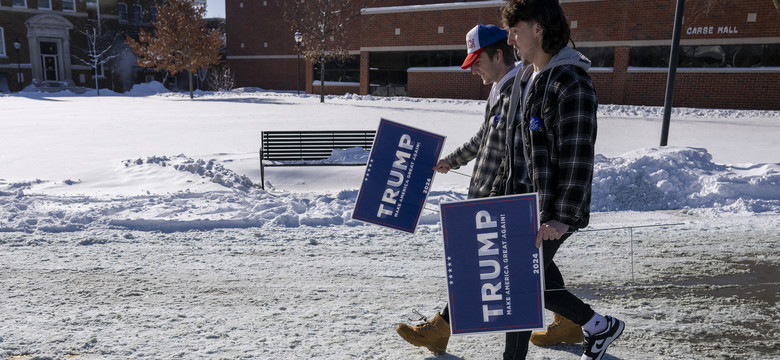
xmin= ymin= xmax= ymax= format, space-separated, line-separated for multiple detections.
xmin=501 ymin=0 xmax=570 ymax=55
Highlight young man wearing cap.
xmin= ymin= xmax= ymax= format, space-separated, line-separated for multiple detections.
xmin=494 ymin=0 xmax=625 ymax=359
xmin=394 ymin=23 xmax=528 ymax=356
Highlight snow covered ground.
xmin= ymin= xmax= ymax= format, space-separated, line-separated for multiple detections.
xmin=1 ymin=85 xmax=779 ymax=359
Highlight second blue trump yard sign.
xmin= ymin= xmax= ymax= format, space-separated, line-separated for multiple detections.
xmin=352 ymin=118 xmax=445 ymax=233
xmin=440 ymin=194 xmax=545 ymax=335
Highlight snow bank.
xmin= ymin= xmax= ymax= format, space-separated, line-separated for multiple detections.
xmin=598 ymin=104 xmax=780 ymax=120
xmin=126 ymin=81 xmax=170 ymax=95
xmin=1 ymin=148 xmax=777 ymax=233
xmin=592 ymin=146 xmax=780 ymax=212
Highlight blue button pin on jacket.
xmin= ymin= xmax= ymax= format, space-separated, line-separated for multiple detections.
xmin=530 ymin=116 xmax=541 ymax=131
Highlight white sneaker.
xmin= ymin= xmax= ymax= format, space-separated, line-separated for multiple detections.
xmin=581 ymin=315 xmax=624 ymax=360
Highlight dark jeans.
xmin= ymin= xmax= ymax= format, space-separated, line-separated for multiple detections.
xmin=504 ymin=232 xmax=595 ymax=360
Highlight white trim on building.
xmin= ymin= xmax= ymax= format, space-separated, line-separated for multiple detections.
xmin=361 ymin=0 xmax=601 ymax=15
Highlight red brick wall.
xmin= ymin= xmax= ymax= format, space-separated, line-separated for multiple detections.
xmin=588 ymin=47 xmax=629 ymax=105
xmin=230 ymin=58 xmax=304 ymax=91
xmin=565 ymin=0 xmax=780 ymax=110
xmin=225 ymin=2 xmax=293 ymax=57
xmin=360 ymin=51 xmax=370 ymax=95
xmin=620 ymin=71 xmax=780 ymax=110
xmin=361 ymin=7 xmax=505 ymax=48
xmin=226 ymin=0 xmax=780 ymax=109
xmin=407 ymin=70 xmax=490 ymax=100
xmin=565 ymin=0 xmax=780 ymax=41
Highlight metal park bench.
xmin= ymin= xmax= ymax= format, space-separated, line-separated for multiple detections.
xmin=258 ymin=130 xmax=376 ymax=189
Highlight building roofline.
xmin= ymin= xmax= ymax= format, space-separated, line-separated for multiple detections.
xmin=361 ymin=0 xmax=601 ymax=15
xmin=575 ymin=37 xmax=780 ymax=47
xmin=361 ymin=1 xmax=503 ymax=15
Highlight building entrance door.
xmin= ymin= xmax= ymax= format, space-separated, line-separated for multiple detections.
xmin=40 ymin=42 xmax=60 ymax=82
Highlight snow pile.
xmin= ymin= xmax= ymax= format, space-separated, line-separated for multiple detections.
xmin=328 ymin=147 xmax=370 ymax=163
xmin=2 ymin=147 xmax=778 ymax=234
xmin=592 ymin=146 xmax=780 ymax=212
xmin=598 ymin=104 xmax=780 ymax=120
xmin=264 ymin=147 xmax=370 ymax=166
xmin=126 ymin=81 xmax=170 ymax=96
xmin=338 ymin=92 xmax=480 ymax=106
xmin=0 ymin=153 xmax=365 ymax=233
xmin=124 ymin=155 xmax=256 ymax=192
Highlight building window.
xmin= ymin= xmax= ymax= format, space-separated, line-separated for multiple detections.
xmin=764 ymin=44 xmax=780 ymax=67
xmin=62 ymin=0 xmax=75 ymax=11
xmin=0 ymin=28 xmax=6 ymax=57
xmin=369 ymin=52 xmax=409 ymax=95
xmin=86 ymin=0 xmax=98 ymax=8
xmin=629 ymin=46 xmax=670 ymax=68
xmin=118 ymin=3 xmax=128 ymax=22
xmin=133 ymin=5 xmax=142 ymax=23
xmin=12 ymin=0 xmax=27 ymax=8
xmin=630 ymin=44 xmax=780 ymax=68
xmin=407 ymin=50 xmax=466 ymax=68
xmin=150 ymin=6 xmax=157 ymax=22
xmin=38 ymin=0 xmax=51 ymax=10
xmin=368 ymin=50 xmax=468 ymax=89
xmin=577 ymin=47 xmax=615 ymax=68
xmin=313 ymin=56 xmax=361 ymax=83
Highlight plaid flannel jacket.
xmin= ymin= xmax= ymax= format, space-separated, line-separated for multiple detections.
xmin=444 ymin=76 xmax=515 ymax=199
xmin=524 ymin=63 xmax=597 ymax=228
xmin=495 ymin=48 xmax=597 ymax=229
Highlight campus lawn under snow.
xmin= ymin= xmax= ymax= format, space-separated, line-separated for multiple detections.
xmin=1 ymin=86 xmax=779 ymax=359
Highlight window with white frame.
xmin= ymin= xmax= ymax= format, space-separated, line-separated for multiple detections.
xmin=133 ymin=4 xmax=142 ymax=23
xmin=62 ymin=0 xmax=75 ymax=11
xmin=118 ymin=3 xmax=128 ymax=22
xmin=38 ymin=0 xmax=51 ymax=10
xmin=12 ymin=0 xmax=27 ymax=8
xmin=0 ymin=28 xmax=6 ymax=57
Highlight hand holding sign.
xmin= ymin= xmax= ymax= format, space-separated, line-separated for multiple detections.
xmin=352 ymin=118 xmax=446 ymax=233
xmin=536 ymin=220 xmax=569 ymax=247
xmin=440 ymin=194 xmax=545 ymax=335
xmin=433 ymin=159 xmax=452 ymax=174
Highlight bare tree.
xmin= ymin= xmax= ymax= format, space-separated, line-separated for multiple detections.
xmin=208 ymin=64 xmax=235 ymax=91
xmin=73 ymin=27 xmax=119 ymax=95
xmin=278 ymin=0 xmax=373 ymax=103
xmin=685 ymin=0 xmax=726 ymax=24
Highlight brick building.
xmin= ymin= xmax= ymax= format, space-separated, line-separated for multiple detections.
xmin=0 ymin=0 xmax=209 ymax=93
xmin=225 ymin=0 xmax=780 ymax=110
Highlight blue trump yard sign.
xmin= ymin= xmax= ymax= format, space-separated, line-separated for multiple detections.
xmin=352 ymin=118 xmax=445 ymax=233
xmin=440 ymin=194 xmax=545 ymax=335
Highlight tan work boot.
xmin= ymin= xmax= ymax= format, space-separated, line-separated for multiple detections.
xmin=531 ymin=312 xmax=584 ymax=346
xmin=395 ymin=312 xmax=451 ymax=355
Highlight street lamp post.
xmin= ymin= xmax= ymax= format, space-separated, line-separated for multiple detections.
xmin=13 ymin=39 xmax=22 ymax=92
xmin=294 ymin=30 xmax=303 ymax=95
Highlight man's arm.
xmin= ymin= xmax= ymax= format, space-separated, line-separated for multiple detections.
xmin=443 ymin=118 xmax=489 ymax=169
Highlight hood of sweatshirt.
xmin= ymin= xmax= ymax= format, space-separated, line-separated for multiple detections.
xmin=539 ymin=46 xmax=591 ymax=74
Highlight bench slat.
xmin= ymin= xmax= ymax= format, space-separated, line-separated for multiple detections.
xmin=263 ymin=133 xmax=374 ymax=137
xmin=264 ymin=146 xmax=371 ymax=150
xmin=259 ymin=130 xmax=376 ymax=189
xmin=263 ymin=131 xmax=374 ymax=135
